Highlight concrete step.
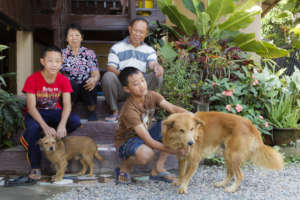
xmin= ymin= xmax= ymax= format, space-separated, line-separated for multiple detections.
xmin=0 ymin=144 xmax=178 ymax=175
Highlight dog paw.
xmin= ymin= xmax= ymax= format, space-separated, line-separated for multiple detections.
xmin=214 ymin=181 xmax=226 ymax=188
xmin=51 ymin=176 xmax=63 ymax=182
xmin=172 ymin=179 xmax=181 ymax=186
xmin=224 ymin=185 xmax=237 ymax=193
xmin=78 ymin=171 xmax=86 ymax=176
xmin=177 ymin=186 xmax=188 ymax=194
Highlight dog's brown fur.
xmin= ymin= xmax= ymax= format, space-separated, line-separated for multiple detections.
xmin=38 ymin=136 xmax=104 ymax=182
xmin=162 ymin=112 xmax=284 ymax=194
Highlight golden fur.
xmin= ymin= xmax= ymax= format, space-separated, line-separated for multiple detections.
xmin=162 ymin=112 xmax=284 ymax=194
xmin=38 ymin=136 xmax=104 ymax=182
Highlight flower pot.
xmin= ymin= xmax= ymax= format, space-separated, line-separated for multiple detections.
xmin=193 ymin=100 xmax=209 ymax=112
xmin=271 ymin=128 xmax=300 ymax=146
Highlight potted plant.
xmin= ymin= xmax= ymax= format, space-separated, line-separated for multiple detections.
xmin=264 ymin=68 xmax=300 ymax=146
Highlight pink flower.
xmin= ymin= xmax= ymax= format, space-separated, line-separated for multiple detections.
xmin=226 ymin=104 xmax=231 ymax=112
xmin=212 ymin=82 xmax=216 ymax=86
xmin=259 ymin=115 xmax=264 ymax=119
xmin=235 ymin=104 xmax=243 ymax=112
xmin=253 ymin=80 xmax=259 ymax=86
xmin=222 ymin=90 xmax=233 ymax=96
xmin=264 ymin=122 xmax=269 ymax=127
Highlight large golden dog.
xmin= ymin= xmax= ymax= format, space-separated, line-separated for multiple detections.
xmin=162 ymin=112 xmax=284 ymax=194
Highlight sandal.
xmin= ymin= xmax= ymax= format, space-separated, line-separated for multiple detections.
xmin=115 ymin=168 xmax=132 ymax=185
xmin=28 ymin=169 xmax=42 ymax=180
xmin=105 ymin=114 xmax=118 ymax=123
xmin=4 ymin=176 xmax=37 ymax=187
xmin=150 ymin=171 xmax=175 ymax=183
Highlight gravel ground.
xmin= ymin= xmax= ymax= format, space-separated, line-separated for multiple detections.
xmin=47 ymin=164 xmax=300 ymax=200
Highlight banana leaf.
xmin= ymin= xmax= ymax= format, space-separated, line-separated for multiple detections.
xmin=195 ymin=12 xmax=210 ymax=37
xmin=157 ymin=0 xmax=195 ymax=36
xmin=182 ymin=0 xmax=205 ymax=17
xmin=206 ymin=0 xmax=235 ymax=31
xmin=232 ymin=33 xmax=289 ymax=58
xmin=235 ymin=0 xmax=264 ymax=12
xmin=219 ymin=6 xmax=261 ymax=31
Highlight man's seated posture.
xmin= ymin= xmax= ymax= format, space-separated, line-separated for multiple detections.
xmin=102 ymin=17 xmax=164 ymax=122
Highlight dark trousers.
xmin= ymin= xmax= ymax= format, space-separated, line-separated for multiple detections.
xmin=70 ymin=79 xmax=97 ymax=107
xmin=20 ymin=109 xmax=81 ymax=168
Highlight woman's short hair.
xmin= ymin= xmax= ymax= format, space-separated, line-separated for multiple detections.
xmin=65 ymin=23 xmax=83 ymax=39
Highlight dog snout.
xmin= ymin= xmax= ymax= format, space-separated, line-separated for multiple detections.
xmin=49 ymin=146 xmax=54 ymax=151
xmin=188 ymin=141 xmax=194 ymax=146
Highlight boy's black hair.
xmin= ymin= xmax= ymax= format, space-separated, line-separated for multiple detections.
xmin=129 ymin=17 xmax=149 ymax=30
xmin=118 ymin=67 xmax=141 ymax=87
xmin=41 ymin=46 xmax=62 ymax=58
xmin=65 ymin=23 xmax=83 ymax=39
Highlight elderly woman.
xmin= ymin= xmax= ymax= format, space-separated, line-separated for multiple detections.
xmin=61 ymin=23 xmax=100 ymax=121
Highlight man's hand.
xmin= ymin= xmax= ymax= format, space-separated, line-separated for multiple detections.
xmin=149 ymin=62 xmax=164 ymax=77
xmin=84 ymin=77 xmax=97 ymax=91
xmin=153 ymin=64 xmax=164 ymax=77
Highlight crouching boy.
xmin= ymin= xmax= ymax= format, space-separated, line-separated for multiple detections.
xmin=20 ymin=46 xmax=81 ymax=180
xmin=114 ymin=67 xmax=188 ymax=184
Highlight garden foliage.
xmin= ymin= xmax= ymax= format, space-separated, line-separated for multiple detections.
xmin=0 ymin=44 xmax=25 ymax=149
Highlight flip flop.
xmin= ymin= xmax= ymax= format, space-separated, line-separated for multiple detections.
xmin=149 ymin=171 xmax=175 ymax=183
xmin=115 ymin=168 xmax=132 ymax=185
xmin=28 ymin=169 xmax=42 ymax=180
xmin=105 ymin=114 xmax=118 ymax=123
xmin=4 ymin=176 xmax=37 ymax=187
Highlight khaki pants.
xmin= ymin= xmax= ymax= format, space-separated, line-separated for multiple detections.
xmin=101 ymin=71 xmax=163 ymax=112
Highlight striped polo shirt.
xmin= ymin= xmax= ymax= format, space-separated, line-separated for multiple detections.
xmin=107 ymin=37 xmax=157 ymax=73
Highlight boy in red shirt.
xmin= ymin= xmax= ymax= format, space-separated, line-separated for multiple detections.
xmin=115 ymin=67 xmax=188 ymax=184
xmin=20 ymin=46 xmax=81 ymax=180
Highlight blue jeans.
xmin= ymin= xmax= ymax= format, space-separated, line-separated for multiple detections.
xmin=118 ymin=121 xmax=162 ymax=160
xmin=20 ymin=109 xmax=81 ymax=168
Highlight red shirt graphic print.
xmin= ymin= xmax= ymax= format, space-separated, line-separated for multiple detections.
xmin=22 ymin=71 xmax=73 ymax=110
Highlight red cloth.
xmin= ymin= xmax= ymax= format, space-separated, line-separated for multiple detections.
xmin=22 ymin=71 xmax=73 ymax=110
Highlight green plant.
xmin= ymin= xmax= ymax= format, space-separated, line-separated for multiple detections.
xmin=158 ymin=0 xmax=289 ymax=58
xmin=264 ymin=68 xmax=300 ymax=128
xmin=161 ymin=59 xmax=199 ymax=110
xmin=285 ymin=155 xmax=300 ymax=164
xmin=0 ymin=89 xmax=25 ymax=148
xmin=203 ymin=65 xmax=274 ymax=135
xmin=0 ymin=44 xmax=25 ymax=149
xmin=265 ymin=93 xmax=300 ymax=128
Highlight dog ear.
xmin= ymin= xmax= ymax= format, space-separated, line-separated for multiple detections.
xmin=194 ymin=117 xmax=205 ymax=128
xmin=163 ymin=118 xmax=175 ymax=130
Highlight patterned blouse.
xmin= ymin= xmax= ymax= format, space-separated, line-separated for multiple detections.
xmin=61 ymin=45 xmax=99 ymax=84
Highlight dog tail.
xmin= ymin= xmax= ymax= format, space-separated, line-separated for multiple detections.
xmin=251 ymin=144 xmax=284 ymax=170
xmin=95 ymin=152 xmax=104 ymax=162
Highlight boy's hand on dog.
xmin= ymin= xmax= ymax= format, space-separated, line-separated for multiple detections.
xmin=167 ymin=147 xmax=189 ymax=157
xmin=56 ymin=125 xmax=67 ymax=138
xmin=42 ymin=125 xmax=57 ymax=137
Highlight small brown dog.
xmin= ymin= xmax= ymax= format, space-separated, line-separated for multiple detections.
xmin=162 ymin=112 xmax=284 ymax=194
xmin=38 ymin=136 xmax=104 ymax=182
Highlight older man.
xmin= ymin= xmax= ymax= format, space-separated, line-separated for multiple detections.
xmin=102 ymin=17 xmax=164 ymax=122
